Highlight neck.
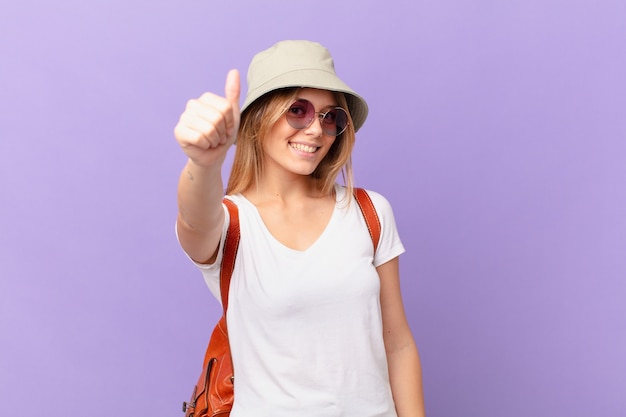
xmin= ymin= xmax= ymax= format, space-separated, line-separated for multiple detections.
xmin=244 ymin=175 xmax=333 ymax=205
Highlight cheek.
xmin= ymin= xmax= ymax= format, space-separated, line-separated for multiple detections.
xmin=324 ymin=135 xmax=337 ymax=149
xmin=319 ymin=136 xmax=338 ymax=158
xmin=269 ymin=117 xmax=292 ymax=136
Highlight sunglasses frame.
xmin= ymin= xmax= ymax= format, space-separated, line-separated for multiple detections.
xmin=285 ymin=99 xmax=349 ymax=137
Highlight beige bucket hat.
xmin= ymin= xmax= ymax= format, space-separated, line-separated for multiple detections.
xmin=241 ymin=40 xmax=369 ymax=132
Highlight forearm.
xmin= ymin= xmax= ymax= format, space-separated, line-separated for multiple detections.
xmin=387 ymin=341 xmax=426 ymax=417
xmin=176 ymin=159 xmax=225 ymax=262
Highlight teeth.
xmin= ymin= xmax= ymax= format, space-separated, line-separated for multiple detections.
xmin=290 ymin=143 xmax=317 ymax=153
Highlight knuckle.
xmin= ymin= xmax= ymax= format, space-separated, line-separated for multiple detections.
xmin=185 ymin=98 xmax=198 ymax=110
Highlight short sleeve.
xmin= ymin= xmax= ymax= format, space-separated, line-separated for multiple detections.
xmin=365 ymin=190 xmax=406 ymax=267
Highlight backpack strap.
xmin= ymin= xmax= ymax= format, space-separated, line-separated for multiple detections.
xmin=218 ymin=189 xmax=381 ymax=314
xmin=353 ymin=188 xmax=381 ymax=254
xmin=220 ymin=198 xmax=240 ymax=315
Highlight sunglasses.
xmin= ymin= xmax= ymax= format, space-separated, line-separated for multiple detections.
xmin=285 ymin=99 xmax=349 ymax=136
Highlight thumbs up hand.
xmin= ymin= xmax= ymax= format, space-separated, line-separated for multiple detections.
xmin=174 ymin=69 xmax=241 ymax=168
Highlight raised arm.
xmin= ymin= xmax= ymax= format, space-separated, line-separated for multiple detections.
xmin=174 ymin=69 xmax=241 ymax=264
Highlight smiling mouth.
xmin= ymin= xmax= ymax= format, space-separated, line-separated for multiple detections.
xmin=290 ymin=143 xmax=319 ymax=153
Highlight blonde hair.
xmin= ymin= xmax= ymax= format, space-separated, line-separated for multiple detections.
xmin=226 ymin=89 xmax=356 ymax=198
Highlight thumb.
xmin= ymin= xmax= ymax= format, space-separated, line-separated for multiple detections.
xmin=224 ymin=69 xmax=241 ymax=106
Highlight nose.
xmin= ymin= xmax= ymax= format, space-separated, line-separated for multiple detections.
xmin=303 ymin=113 xmax=324 ymax=136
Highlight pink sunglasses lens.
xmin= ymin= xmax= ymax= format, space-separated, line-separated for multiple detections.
xmin=286 ymin=100 xmax=315 ymax=128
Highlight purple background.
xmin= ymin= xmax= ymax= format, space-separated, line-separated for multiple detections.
xmin=1 ymin=1 xmax=625 ymax=415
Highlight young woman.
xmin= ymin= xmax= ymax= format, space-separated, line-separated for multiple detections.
xmin=174 ymin=40 xmax=425 ymax=416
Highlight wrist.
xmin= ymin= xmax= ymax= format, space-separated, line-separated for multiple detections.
xmin=186 ymin=158 xmax=223 ymax=176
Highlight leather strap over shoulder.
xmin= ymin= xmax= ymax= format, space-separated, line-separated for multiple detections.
xmin=220 ymin=198 xmax=240 ymax=315
xmin=353 ymin=188 xmax=381 ymax=254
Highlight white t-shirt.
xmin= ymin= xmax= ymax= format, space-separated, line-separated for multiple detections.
xmin=189 ymin=185 xmax=405 ymax=417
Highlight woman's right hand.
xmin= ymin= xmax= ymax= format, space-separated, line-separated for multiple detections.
xmin=174 ymin=69 xmax=241 ymax=168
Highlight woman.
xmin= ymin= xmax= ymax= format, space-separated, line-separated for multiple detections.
xmin=174 ymin=40 xmax=425 ymax=416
